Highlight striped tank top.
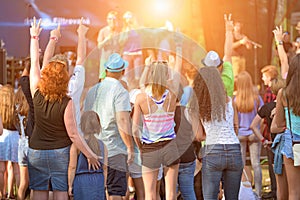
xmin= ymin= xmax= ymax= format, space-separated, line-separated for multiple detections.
xmin=142 ymin=90 xmax=176 ymax=144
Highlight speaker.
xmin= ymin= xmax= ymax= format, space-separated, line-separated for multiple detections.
xmin=0 ymin=48 xmax=7 ymax=85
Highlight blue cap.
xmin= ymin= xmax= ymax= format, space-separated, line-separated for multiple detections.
xmin=104 ymin=53 xmax=129 ymax=72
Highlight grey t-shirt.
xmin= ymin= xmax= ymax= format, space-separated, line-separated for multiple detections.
xmin=85 ymin=77 xmax=131 ymax=157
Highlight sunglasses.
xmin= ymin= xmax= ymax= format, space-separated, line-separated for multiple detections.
xmin=151 ymin=60 xmax=168 ymax=65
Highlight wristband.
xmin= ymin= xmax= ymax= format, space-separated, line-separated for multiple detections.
xmin=31 ymin=36 xmax=39 ymax=40
xmin=50 ymin=36 xmax=58 ymax=41
xmin=261 ymin=138 xmax=265 ymax=143
xmin=276 ymin=41 xmax=283 ymax=46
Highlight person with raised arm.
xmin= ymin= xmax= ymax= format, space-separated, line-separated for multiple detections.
xmin=27 ymin=17 xmax=100 ymax=200
xmin=132 ymin=31 xmax=182 ymax=200
xmin=232 ymin=21 xmax=252 ymax=77
xmin=271 ymin=27 xmax=300 ymax=200
xmin=273 ymin=26 xmax=289 ymax=79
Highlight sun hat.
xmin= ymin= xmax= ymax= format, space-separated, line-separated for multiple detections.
xmin=104 ymin=53 xmax=129 ymax=72
xmin=296 ymin=21 xmax=300 ymax=31
xmin=201 ymin=51 xmax=223 ymax=67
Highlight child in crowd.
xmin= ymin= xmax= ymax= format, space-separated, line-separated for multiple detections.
xmin=68 ymin=111 xmax=107 ymax=200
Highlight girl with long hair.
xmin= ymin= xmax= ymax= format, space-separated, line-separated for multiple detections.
xmin=271 ymin=53 xmax=300 ymax=200
xmin=0 ymin=85 xmax=20 ymax=199
xmin=191 ymin=66 xmax=243 ymax=200
xmin=68 ymin=111 xmax=107 ymax=200
xmin=132 ymin=48 xmax=182 ymax=199
xmin=234 ymin=71 xmax=264 ymax=198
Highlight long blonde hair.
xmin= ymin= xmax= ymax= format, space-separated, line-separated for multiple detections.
xmin=80 ymin=111 xmax=102 ymax=156
xmin=235 ymin=71 xmax=259 ymax=113
xmin=148 ymin=62 xmax=168 ymax=100
xmin=0 ymin=85 xmax=16 ymax=130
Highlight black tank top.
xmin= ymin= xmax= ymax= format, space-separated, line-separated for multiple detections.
xmin=29 ymin=90 xmax=72 ymax=150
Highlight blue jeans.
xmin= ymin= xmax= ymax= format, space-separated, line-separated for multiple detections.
xmin=178 ymin=160 xmax=196 ymax=200
xmin=201 ymin=144 xmax=243 ymax=200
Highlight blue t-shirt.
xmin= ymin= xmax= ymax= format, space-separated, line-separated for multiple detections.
xmin=236 ymin=96 xmax=264 ymax=136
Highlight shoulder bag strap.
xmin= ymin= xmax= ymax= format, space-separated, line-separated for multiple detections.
xmin=284 ymin=89 xmax=293 ymax=140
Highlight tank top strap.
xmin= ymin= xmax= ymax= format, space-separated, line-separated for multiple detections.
xmin=166 ymin=91 xmax=171 ymax=112
xmin=149 ymin=90 xmax=169 ymax=109
xmin=146 ymin=94 xmax=151 ymax=114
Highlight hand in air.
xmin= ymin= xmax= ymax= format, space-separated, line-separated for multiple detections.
xmin=224 ymin=13 xmax=234 ymax=32
xmin=50 ymin=23 xmax=61 ymax=39
xmin=30 ymin=17 xmax=42 ymax=37
xmin=77 ymin=17 xmax=89 ymax=36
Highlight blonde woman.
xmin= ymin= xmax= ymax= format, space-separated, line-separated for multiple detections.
xmin=132 ymin=42 xmax=182 ymax=199
xmin=234 ymin=71 xmax=264 ymax=198
xmin=0 ymin=85 xmax=20 ymax=199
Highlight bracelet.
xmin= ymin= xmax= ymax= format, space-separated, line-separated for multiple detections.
xmin=31 ymin=36 xmax=39 ymax=40
xmin=276 ymin=41 xmax=283 ymax=46
xmin=261 ymin=138 xmax=265 ymax=143
xmin=50 ymin=36 xmax=58 ymax=41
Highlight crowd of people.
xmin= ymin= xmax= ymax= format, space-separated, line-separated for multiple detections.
xmin=0 ymin=10 xmax=300 ymax=200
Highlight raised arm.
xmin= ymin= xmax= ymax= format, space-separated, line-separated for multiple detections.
xmin=273 ymin=26 xmax=289 ymax=79
xmin=29 ymin=17 xmax=42 ymax=97
xmin=171 ymin=30 xmax=183 ymax=95
xmin=64 ymin=100 xmax=100 ymax=170
xmin=116 ymin=111 xmax=134 ymax=164
xmin=42 ymin=24 xmax=61 ymax=69
xmin=223 ymin=14 xmax=233 ymax=63
xmin=76 ymin=18 xmax=88 ymax=65
xmin=139 ymin=55 xmax=152 ymax=89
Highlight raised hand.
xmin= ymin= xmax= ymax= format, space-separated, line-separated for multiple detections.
xmin=77 ymin=17 xmax=89 ymax=36
xmin=224 ymin=13 xmax=234 ymax=32
xmin=174 ymin=28 xmax=183 ymax=47
xmin=30 ymin=17 xmax=42 ymax=37
xmin=273 ymin=26 xmax=284 ymax=43
xmin=145 ymin=55 xmax=153 ymax=66
xmin=50 ymin=23 xmax=61 ymax=39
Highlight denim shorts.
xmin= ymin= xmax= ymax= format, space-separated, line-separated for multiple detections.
xmin=18 ymin=136 xmax=29 ymax=166
xmin=281 ymin=130 xmax=300 ymax=160
xmin=28 ymin=146 xmax=70 ymax=191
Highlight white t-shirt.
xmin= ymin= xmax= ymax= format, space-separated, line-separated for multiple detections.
xmin=68 ymin=65 xmax=85 ymax=134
